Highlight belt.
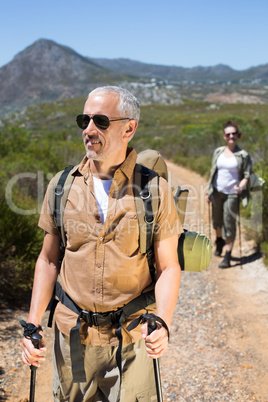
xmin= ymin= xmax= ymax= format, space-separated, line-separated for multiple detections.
xmin=80 ymin=309 xmax=123 ymax=327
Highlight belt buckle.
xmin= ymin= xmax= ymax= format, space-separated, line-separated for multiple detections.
xmin=91 ymin=313 xmax=100 ymax=327
xmin=81 ymin=310 xmax=92 ymax=325
xmin=81 ymin=311 xmax=101 ymax=326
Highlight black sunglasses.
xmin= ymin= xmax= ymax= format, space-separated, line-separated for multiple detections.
xmin=76 ymin=114 xmax=130 ymax=130
xmin=225 ymin=131 xmax=238 ymax=138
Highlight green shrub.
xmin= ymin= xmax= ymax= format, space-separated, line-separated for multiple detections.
xmin=0 ymin=196 xmax=43 ymax=305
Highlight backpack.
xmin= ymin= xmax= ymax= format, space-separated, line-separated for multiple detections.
xmin=249 ymin=172 xmax=265 ymax=192
xmin=47 ymin=149 xmax=212 ymax=383
xmin=135 ymin=149 xmax=212 ymax=272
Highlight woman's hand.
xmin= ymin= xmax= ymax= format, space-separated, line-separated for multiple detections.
xmin=206 ymin=194 xmax=211 ymax=203
xmin=234 ymin=184 xmax=243 ymax=195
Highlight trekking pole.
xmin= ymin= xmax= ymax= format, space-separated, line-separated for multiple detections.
xmin=29 ymin=332 xmax=42 ymax=402
xmin=237 ymin=199 xmax=243 ymax=269
xmin=208 ymin=202 xmax=212 ymax=240
xmin=147 ymin=317 xmax=163 ymax=402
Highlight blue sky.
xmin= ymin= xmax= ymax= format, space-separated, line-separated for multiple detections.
xmin=1 ymin=0 xmax=267 ymax=71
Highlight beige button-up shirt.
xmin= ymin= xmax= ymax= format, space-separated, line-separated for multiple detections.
xmin=39 ymin=148 xmax=181 ymax=346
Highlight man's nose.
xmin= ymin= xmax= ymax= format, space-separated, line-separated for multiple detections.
xmin=83 ymin=118 xmax=97 ymax=132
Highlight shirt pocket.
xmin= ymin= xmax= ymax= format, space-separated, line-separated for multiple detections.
xmin=114 ymin=213 xmax=139 ymax=256
xmin=63 ymin=200 xmax=99 ymax=250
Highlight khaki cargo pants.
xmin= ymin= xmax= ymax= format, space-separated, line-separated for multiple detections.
xmin=53 ymin=325 xmax=157 ymax=402
xmin=211 ymin=189 xmax=239 ymax=241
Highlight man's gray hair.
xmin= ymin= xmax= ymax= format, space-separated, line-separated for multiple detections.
xmin=88 ymin=86 xmax=140 ymax=122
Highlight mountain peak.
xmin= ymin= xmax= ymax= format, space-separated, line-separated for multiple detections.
xmin=0 ymin=39 xmax=123 ymax=117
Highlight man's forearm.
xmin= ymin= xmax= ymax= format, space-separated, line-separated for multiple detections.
xmin=27 ymin=256 xmax=58 ymax=326
xmin=154 ymin=263 xmax=181 ymax=328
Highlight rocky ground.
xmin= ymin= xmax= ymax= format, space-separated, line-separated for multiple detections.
xmin=1 ymin=162 xmax=268 ymax=401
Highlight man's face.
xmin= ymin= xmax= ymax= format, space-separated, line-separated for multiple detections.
xmin=82 ymin=93 xmax=129 ymax=162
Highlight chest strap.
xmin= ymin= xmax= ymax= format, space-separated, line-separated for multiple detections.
xmin=48 ymin=282 xmax=155 ymax=383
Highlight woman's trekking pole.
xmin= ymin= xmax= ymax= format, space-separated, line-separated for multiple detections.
xmin=29 ymin=332 xmax=42 ymax=402
xmin=208 ymin=202 xmax=212 ymax=240
xmin=238 ymin=199 xmax=243 ymax=269
xmin=147 ymin=317 xmax=163 ymax=402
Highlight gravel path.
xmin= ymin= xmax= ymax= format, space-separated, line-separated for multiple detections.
xmin=1 ymin=162 xmax=268 ymax=401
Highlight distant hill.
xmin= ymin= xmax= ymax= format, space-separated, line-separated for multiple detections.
xmin=89 ymin=57 xmax=268 ymax=83
xmin=89 ymin=58 xmax=239 ymax=82
xmin=0 ymin=38 xmax=268 ymax=118
xmin=0 ymin=39 xmax=130 ymax=117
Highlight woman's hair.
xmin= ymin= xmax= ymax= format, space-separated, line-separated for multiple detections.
xmin=223 ymin=120 xmax=242 ymax=138
xmin=88 ymin=86 xmax=140 ymax=122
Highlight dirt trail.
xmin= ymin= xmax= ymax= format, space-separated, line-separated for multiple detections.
xmin=163 ymin=161 xmax=268 ymax=401
xmin=1 ymin=162 xmax=268 ymax=401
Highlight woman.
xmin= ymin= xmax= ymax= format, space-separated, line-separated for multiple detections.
xmin=206 ymin=120 xmax=252 ymax=268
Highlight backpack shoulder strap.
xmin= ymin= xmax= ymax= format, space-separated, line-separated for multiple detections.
xmin=173 ymin=186 xmax=189 ymax=226
xmin=133 ymin=163 xmax=159 ymax=282
xmin=48 ymin=165 xmax=76 ymax=247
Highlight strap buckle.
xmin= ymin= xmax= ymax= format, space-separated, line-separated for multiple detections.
xmin=81 ymin=310 xmax=92 ymax=325
xmin=81 ymin=310 xmax=123 ymax=327
xmin=140 ymin=189 xmax=151 ymax=200
xmin=91 ymin=312 xmax=113 ymax=326
xmin=81 ymin=310 xmax=104 ymax=326
xmin=91 ymin=313 xmax=101 ymax=327
xmin=54 ymin=185 xmax=64 ymax=196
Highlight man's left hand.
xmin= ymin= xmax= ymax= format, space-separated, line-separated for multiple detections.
xmin=141 ymin=323 xmax=169 ymax=358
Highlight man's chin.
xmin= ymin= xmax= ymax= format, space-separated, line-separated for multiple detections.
xmin=86 ymin=150 xmax=97 ymax=158
xmin=86 ymin=151 xmax=103 ymax=160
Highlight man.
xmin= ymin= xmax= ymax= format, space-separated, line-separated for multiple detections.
xmin=21 ymin=86 xmax=181 ymax=401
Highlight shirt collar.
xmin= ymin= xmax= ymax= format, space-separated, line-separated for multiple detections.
xmin=76 ymin=147 xmax=137 ymax=181
xmin=117 ymin=147 xmax=137 ymax=180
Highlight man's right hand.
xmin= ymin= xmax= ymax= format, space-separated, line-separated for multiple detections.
xmin=21 ymin=333 xmax=46 ymax=367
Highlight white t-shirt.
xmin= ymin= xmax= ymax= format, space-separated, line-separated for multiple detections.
xmin=93 ymin=177 xmax=113 ymax=223
xmin=215 ymin=153 xmax=239 ymax=194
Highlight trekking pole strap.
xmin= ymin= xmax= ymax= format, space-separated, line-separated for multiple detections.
xmin=20 ymin=320 xmax=43 ymax=337
xmin=126 ymin=313 xmax=170 ymax=340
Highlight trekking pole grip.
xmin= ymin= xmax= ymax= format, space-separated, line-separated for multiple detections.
xmin=31 ymin=332 xmax=42 ymax=350
xmin=29 ymin=332 xmax=42 ymax=402
xmin=147 ymin=316 xmax=163 ymax=402
xmin=147 ymin=317 xmax=157 ymax=334
xmin=30 ymin=332 xmax=42 ymax=372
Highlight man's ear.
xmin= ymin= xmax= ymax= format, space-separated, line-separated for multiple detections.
xmin=123 ymin=119 xmax=138 ymax=142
